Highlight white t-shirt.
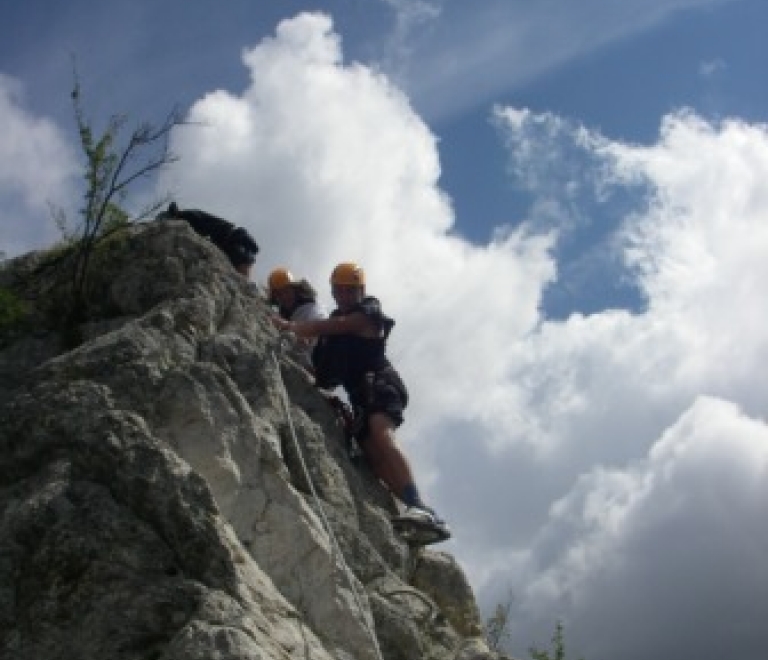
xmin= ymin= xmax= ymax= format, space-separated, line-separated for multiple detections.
xmin=290 ymin=301 xmax=326 ymax=369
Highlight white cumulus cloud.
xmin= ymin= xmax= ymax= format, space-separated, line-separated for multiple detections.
xmin=97 ymin=12 xmax=768 ymax=660
xmin=0 ymin=74 xmax=79 ymax=256
xmin=460 ymin=106 xmax=768 ymax=660
xmin=511 ymin=397 xmax=768 ymax=660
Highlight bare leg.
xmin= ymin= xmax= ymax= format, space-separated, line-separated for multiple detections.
xmin=363 ymin=412 xmax=416 ymax=502
xmin=364 ymin=413 xmax=451 ymax=542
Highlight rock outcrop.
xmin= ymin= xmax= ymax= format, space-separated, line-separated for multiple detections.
xmin=0 ymin=221 xmax=509 ymax=660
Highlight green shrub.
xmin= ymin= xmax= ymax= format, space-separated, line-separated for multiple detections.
xmin=530 ymin=621 xmax=584 ymax=660
xmin=37 ymin=66 xmax=183 ymax=345
xmin=0 ymin=287 xmax=28 ymax=346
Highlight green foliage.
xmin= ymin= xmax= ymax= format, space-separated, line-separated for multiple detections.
xmin=484 ymin=591 xmax=586 ymax=660
xmin=0 ymin=287 xmax=28 ymax=345
xmin=529 ymin=621 xmax=584 ymax=660
xmin=40 ymin=63 xmax=183 ymax=344
xmin=485 ymin=594 xmax=513 ymax=652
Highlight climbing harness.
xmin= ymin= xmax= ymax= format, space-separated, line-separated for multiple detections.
xmin=324 ymin=394 xmax=365 ymax=462
xmin=271 ymin=339 xmax=385 ymax=660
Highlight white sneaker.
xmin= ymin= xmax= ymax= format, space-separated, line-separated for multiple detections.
xmin=399 ymin=506 xmax=439 ymax=524
xmin=392 ymin=506 xmax=452 ymax=544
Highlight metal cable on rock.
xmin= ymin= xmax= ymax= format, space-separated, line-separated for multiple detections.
xmin=270 ymin=345 xmax=385 ymax=660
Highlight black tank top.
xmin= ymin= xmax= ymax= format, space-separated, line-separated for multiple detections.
xmin=312 ymin=296 xmax=394 ymax=393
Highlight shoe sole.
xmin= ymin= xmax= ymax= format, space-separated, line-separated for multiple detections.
xmin=391 ymin=517 xmax=452 ymax=546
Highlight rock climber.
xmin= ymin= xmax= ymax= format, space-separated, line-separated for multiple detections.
xmin=272 ymin=262 xmax=450 ymax=544
xmin=268 ymin=268 xmax=326 ymax=370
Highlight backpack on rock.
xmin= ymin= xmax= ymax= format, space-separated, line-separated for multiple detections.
xmin=157 ymin=202 xmax=259 ymax=275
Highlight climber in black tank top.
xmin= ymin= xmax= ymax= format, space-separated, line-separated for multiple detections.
xmin=271 ymin=262 xmax=450 ymax=544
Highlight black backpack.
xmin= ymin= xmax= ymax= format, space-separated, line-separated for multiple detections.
xmin=158 ymin=202 xmax=259 ymax=268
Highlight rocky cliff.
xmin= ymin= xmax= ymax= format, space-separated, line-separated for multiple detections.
xmin=0 ymin=221 xmax=509 ymax=660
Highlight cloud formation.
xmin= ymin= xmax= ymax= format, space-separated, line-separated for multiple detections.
xmin=512 ymin=397 xmax=768 ymax=660
xmin=0 ymin=74 xmax=78 ymax=255
xmin=467 ymin=107 xmax=768 ymax=658
xmin=157 ymin=16 xmax=768 ymax=658
xmin=3 ymin=9 xmax=766 ymax=660
xmin=383 ymin=0 xmax=736 ymax=121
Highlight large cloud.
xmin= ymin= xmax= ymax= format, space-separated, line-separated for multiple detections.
xmin=158 ymin=12 xmax=557 ymax=424
xmin=158 ymin=13 xmax=768 ymax=660
xmin=1 ymin=5 xmax=766 ymax=660
xmin=456 ymin=110 xmax=768 ymax=659
xmin=507 ymin=397 xmax=768 ymax=660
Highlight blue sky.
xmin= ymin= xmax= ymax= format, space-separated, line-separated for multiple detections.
xmin=2 ymin=2 xmax=768 ymax=659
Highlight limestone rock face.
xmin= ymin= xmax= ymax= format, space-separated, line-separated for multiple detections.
xmin=0 ymin=221 xmax=510 ymax=660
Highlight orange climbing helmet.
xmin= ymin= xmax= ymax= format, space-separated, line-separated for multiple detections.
xmin=268 ymin=268 xmax=294 ymax=293
xmin=330 ymin=262 xmax=365 ymax=287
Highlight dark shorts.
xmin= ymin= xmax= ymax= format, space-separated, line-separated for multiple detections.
xmin=349 ymin=367 xmax=408 ymax=437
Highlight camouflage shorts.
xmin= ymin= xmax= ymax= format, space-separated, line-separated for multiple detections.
xmin=350 ymin=367 xmax=408 ymax=437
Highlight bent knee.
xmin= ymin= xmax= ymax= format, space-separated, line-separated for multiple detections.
xmin=366 ymin=413 xmax=399 ymax=445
